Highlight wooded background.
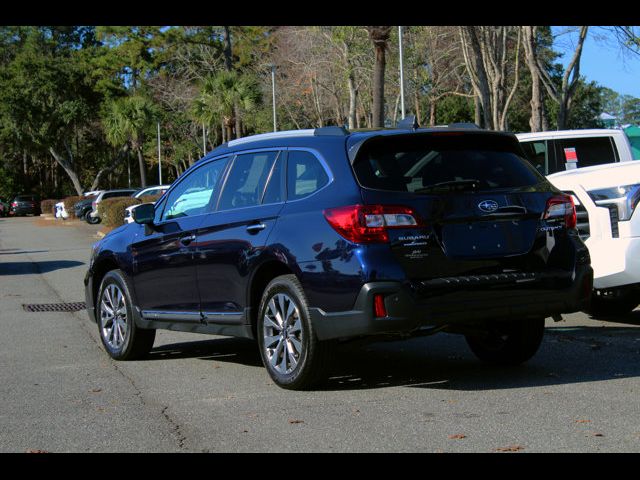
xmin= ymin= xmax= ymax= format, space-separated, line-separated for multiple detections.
xmin=1 ymin=26 xmax=639 ymax=199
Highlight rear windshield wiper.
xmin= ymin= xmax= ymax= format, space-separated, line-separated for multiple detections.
xmin=415 ymin=179 xmax=483 ymax=194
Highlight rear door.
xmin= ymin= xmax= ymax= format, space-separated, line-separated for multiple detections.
xmin=352 ymin=132 xmax=571 ymax=281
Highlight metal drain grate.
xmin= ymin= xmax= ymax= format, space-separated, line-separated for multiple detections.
xmin=22 ymin=302 xmax=86 ymax=313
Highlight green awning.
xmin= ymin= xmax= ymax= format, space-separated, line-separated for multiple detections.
xmin=624 ymin=126 xmax=640 ymax=159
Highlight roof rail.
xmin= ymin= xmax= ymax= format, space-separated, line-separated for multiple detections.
xmin=226 ymin=127 xmax=349 ymax=148
xmin=397 ymin=115 xmax=420 ymax=131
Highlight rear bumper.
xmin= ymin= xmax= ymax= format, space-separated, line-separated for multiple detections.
xmin=310 ymin=264 xmax=593 ymax=340
xmin=586 ymin=236 xmax=640 ymax=290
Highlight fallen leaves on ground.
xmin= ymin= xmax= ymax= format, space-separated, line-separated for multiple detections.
xmin=494 ymin=445 xmax=525 ymax=452
xmin=288 ymin=419 xmax=304 ymax=424
xmin=448 ymin=434 xmax=466 ymax=440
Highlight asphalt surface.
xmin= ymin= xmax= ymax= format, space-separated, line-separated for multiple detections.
xmin=2 ymin=215 xmax=640 ymax=453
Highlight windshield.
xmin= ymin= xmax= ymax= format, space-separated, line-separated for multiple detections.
xmin=352 ymin=133 xmax=545 ymax=193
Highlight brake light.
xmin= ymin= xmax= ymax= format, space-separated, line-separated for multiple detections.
xmin=374 ymin=294 xmax=387 ymax=318
xmin=544 ymin=195 xmax=576 ymax=229
xmin=11 ymin=202 xmax=17 ymax=207
xmin=323 ymin=204 xmax=421 ymax=243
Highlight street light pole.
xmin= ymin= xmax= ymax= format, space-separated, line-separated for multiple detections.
xmin=157 ymin=122 xmax=162 ymax=185
xmin=398 ymin=26 xmax=406 ymax=121
xmin=202 ymin=122 xmax=206 ymax=156
xmin=271 ymin=64 xmax=277 ymax=132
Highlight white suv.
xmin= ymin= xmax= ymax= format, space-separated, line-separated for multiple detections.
xmin=547 ymin=161 xmax=640 ymax=315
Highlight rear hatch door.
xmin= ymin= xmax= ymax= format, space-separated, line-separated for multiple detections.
xmin=351 ymin=131 xmax=571 ymax=281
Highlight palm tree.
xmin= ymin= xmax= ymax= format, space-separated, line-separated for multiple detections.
xmin=366 ymin=26 xmax=392 ymax=128
xmin=193 ymin=70 xmax=261 ymax=143
xmin=103 ymin=95 xmax=156 ymax=187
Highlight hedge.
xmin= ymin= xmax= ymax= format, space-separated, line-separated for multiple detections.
xmin=62 ymin=196 xmax=83 ymax=219
xmin=100 ymin=197 xmax=142 ymax=227
xmin=40 ymin=199 xmax=59 ymax=215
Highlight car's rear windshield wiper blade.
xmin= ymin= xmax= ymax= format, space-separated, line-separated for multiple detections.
xmin=415 ymin=179 xmax=482 ymax=194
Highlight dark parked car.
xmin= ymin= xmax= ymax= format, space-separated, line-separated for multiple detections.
xmin=74 ymin=196 xmax=98 ymax=220
xmin=9 ymin=194 xmax=40 ymax=216
xmin=85 ymin=123 xmax=593 ymax=390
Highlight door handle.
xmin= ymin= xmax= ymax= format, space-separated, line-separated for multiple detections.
xmin=246 ymin=223 xmax=267 ymax=234
xmin=179 ymin=234 xmax=196 ymax=246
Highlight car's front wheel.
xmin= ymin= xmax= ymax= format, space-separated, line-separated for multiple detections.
xmin=465 ymin=317 xmax=545 ymax=365
xmin=257 ymin=275 xmax=334 ymax=390
xmin=97 ymin=270 xmax=155 ymax=360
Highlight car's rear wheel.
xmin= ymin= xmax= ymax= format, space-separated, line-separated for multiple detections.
xmin=257 ymin=274 xmax=334 ymax=390
xmin=465 ymin=317 xmax=545 ymax=365
xmin=97 ymin=270 xmax=155 ymax=360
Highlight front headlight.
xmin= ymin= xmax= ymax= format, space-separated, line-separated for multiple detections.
xmin=587 ymin=184 xmax=640 ymax=221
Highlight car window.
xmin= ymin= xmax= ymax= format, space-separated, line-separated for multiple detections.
xmin=554 ymin=137 xmax=617 ymax=170
xmin=520 ymin=140 xmax=549 ymax=175
xmin=218 ymin=151 xmax=279 ymax=210
xmin=162 ymin=157 xmax=229 ymax=221
xmin=262 ymin=154 xmax=284 ymax=204
xmin=352 ymin=134 xmax=543 ymax=193
xmin=286 ymin=150 xmax=329 ymax=200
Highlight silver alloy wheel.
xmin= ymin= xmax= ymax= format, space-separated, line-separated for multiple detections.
xmin=263 ymin=293 xmax=304 ymax=375
xmin=100 ymin=283 xmax=128 ymax=350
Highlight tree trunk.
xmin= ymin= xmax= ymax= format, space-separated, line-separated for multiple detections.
xmin=348 ymin=73 xmax=357 ymax=130
xmin=49 ymin=147 xmax=84 ymax=196
xmin=372 ymin=43 xmax=386 ymax=127
xmin=367 ymin=26 xmax=392 ymax=128
xmin=137 ymin=147 xmax=147 ymax=188
xmin=522 ymin=26 xmax=543 ymax=132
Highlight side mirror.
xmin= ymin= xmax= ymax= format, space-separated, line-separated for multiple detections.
xmin=132 ymin=203 xmax=155 ymax=225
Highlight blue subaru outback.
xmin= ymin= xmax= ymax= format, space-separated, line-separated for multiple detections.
xmin=85 ymin=123 xmax=593 ymax=389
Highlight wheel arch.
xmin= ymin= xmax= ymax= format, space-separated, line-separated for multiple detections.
xmin=247 ymin=260 xmax=295 ymax=338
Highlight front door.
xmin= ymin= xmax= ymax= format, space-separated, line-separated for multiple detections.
xmin=132 ymin=156 xmax=230 ymax=321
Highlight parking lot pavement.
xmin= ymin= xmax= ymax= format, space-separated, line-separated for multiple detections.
xmin=2 ymin=215 xmax=640 ymax=452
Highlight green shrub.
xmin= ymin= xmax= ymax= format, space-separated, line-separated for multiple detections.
xmin=100 ymin=197 xmax=142 ymax=227
xmin=62 ymin=196 xmax=83 ymax=219
xmin=40 ymin=199 xmax=59 ymax=215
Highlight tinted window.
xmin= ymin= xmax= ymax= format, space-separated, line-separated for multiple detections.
xmin=15 ymin=195 xmax=36 ymax=201
xmin=353 ymin=134 xmax=543 ymax=193
xmin=162 ymin=157 xmax=229 ymax=221
xmin=554 ymin=137 xmax=617 ymax=170
xmin=287 ymin=151 xmax=329 ymax=200
xmin=218 ymin=151 xmax=279 ymax=210
xmin=520 ymin=140 xmax=549 ymax=175
xmin=102 ymin=191 xmax=135 ymax=200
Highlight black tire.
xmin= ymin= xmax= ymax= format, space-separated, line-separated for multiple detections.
xmin=587 ymin=289 xmax=640 ymax=318
xmin=257 ymin=274 xmax=334 ymax=390
xmin=86 ymin=214 xmax=100 ymax=224
xmin=96 ymin=269 xmax=155 ymax=360
xmin=465 ymin=317 xmax=545 ymax=365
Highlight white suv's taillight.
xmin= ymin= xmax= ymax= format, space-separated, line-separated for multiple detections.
xmin=544 ymin=195 xmax=577 ymax=229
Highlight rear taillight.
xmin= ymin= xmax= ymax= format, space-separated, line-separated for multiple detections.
xmin=11 ymin=202 xmax=17 ymax=207
xmin=323 ymin=204 xmax=421 ymax=243
xmin=92 ymin=201 xmax=97 ymax=208
xmin=544 ymin=195 xmax=576 ymax=229
xmin=374 ymin=294 xmax=387 ymax=318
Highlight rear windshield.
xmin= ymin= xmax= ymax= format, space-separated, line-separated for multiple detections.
xmin=352 ymin=133 xmax=545 ymax=194
xmin=15 ymin=195 xmax=36 ymax=201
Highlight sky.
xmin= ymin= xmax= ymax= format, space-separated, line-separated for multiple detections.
xmin=552 ymin=26 xmax=640 ymax=98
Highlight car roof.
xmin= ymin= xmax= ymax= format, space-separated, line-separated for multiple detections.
xmin=198 ymin=125 xmax=517 ymax=163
